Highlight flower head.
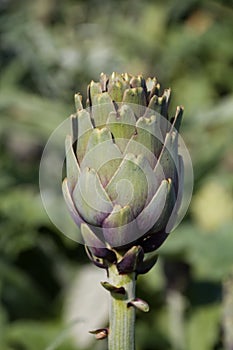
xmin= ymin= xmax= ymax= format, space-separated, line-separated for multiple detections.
xmin=62 ymin=72 xmax=185 ymax=273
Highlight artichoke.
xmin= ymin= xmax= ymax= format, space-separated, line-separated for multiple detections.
xmin=62 ymin=72 xmax=184 ymax=274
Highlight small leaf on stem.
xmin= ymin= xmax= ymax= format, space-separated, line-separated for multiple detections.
xmin=127 ymin=298 xmax=150 ymax=312
xmin=89 ymin=328 xmax=109 ymax=340
xmin=101 ymin=281 xmax=126 ymax=295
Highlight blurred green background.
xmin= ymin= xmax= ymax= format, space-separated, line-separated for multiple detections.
xmin=0 ymin=0 xmax=233 ymax=349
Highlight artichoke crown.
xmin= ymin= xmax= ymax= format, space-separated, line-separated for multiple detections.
xmin=63 ymin=72 xmax=184 ymax=273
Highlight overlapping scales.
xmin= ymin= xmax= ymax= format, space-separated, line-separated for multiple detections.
xmin=62 ymin=72 xmax=184 ymax=272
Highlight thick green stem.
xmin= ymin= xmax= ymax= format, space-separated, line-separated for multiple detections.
xmin=108 ymin=264 xmax=136 ymax=350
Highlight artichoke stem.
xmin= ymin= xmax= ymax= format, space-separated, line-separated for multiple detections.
xmin=108 ymin=263 xmax=136 ymax=350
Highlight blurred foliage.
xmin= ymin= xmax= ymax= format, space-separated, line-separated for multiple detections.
xmin=0 ymin=0 xmax=233 ymax=349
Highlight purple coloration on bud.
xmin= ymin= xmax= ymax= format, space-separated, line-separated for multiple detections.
xmin=139 ymin=231 xmax=169 ymax=253
xmin=90 ymin=247 xmax=116 ymax=263
xmin=136 ymin=252 xmax=158 ymax=275
xmin=85 ymin=246 xmax=109 ymax=269
xmin=117 ymin=246 xmax=144 ymax=274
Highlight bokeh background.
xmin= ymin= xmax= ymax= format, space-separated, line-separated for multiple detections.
xmin=0 ymin=0 xmax=233 ymax=349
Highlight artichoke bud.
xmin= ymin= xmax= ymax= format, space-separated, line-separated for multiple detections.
xmin=63 ymin=72 xmax=185 ymax=273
